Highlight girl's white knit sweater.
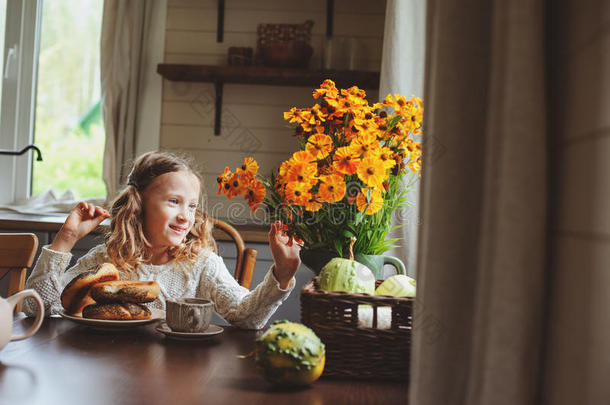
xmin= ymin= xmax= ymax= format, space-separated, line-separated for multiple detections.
xmin=24 ymin=244 xmax=295 ymax=329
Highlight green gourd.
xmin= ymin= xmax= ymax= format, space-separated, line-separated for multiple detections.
xmin=255 ymin=320 xmax=326 ymax=386
xmin=318 ymin=237 xmax=375 ymax=295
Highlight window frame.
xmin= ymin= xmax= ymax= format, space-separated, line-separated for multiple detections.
xmin=0 ymin=0 xmax=41 ymax=205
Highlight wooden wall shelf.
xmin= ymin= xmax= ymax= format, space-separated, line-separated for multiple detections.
xmin=157 ymin=64 xmax=380 ymax=89
xmin=157 ymin=64 xmax=380 ymax=135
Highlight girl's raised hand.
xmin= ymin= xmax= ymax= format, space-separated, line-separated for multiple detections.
xmin=269 ymin=221 xmax=301 ymax=289
xmin=50 ymin=202 xmax=110 ymax=253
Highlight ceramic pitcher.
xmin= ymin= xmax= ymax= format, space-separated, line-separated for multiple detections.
xmin=300 ymin=248 xmax=407 ymax=279
xmin=0 ymin=289 xmax=44 ymax=351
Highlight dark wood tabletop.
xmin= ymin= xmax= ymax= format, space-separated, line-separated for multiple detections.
xmin=0 ymin=315 xmax=408 ymax=405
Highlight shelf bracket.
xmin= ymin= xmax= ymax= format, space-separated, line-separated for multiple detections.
xmin=217 ymin=0 xmax=225 ymax=42
xmin=214 ymin=80 xmax=223 ymax=135
xmin=326 ymin=0 xmax=334 ymax=37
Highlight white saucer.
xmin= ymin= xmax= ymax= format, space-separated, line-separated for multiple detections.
xmin=155 ymin=322 xmax=224 ymax=340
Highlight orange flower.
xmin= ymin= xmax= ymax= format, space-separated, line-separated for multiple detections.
xmin=313 ymin=88 xmax=326 ymax=99
xmin=332 ymin=145 xmax=360 ymax=175
xmin=346 ymin=185 xmax=360 ymax=205
xmin=357 ymin=156 xmax=388 ymax=188
xmin=280 ymin=223 xmax=304 ymax=247
xmin=400 ymin=138 xmax=422 ymax=161
xmin=284 ymin=108 xmax=317 ymax=131
xmin=278 ymin=160 xmax=291 ymax=178
xmin=305 ymin=198 xmax=323 ymax=212
xmin=217 ymin=167 xmax=231 ymax=194
xmin=319 ymin=79 xmax=338 ymax=93
xmin=306 ymin=133 xmax=333 ymax=160
xmin=220 ymin=81 xmax=424 ymax=252
xmin=374 ymin=147 xmax=397 ymax=170
xmin=226 ymin=172 xmax=248 ymax=199
xmin=351 ymin=132 xmax=380 ymax=156
xmin=356 ymin=187 xmax=384 ymax=215
xmin=383 ymin=93 xmax=409 ymax=115
xmin=341 ymin=88 xmax=368 ymax=110
xmin=311 ymin=103 xmax=327 ymax=123
xmin=350 ymin=115 xmax=373 ymax=133
xmin=341 ymin=86 xmax=367 ymax=100
xmin=335 ymin=96 xmax=357 ymax=116
xmin=286 ymin=162 xmax=318 ymax=186
xmin=408 ymin=159 xmax=422 ymax=173
xmin=403 ymin=103 xmax=424 ymax=135
xmin=245 ymin=180 xmax=266 ymax=212
xmin=299 ymin=110 xmax=317 ymax=132
xmin=240 ymin=157 xmax=258 ymax=177
xmin=284 ymin=182 xmax=312 ymax=206
xmin=290 ymin=151 xmax=315 ymax=167
xmin=318 ymin=174 xmax=346 ymax=203
xmin=283 ymin=107 xmax=302 ymax=123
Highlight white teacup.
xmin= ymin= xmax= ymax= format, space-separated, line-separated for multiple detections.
xmin=0 ymin=289 xmax=44 ymax=350
xmin=166 ymin=298 xmax=213 ymax=333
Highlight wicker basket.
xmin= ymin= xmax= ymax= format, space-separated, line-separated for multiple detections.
xmin=300 ymin=277 xmax=413 ymax=381
xmin=256 ymin=20 xmax=314 ymax=68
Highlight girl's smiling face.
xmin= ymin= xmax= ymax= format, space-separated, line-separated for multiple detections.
xmin=142 ymin=170 xmax=201 ymax=263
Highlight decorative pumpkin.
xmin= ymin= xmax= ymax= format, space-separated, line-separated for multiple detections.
xmin=375 ymin=274 xmax=416 ymax=297
xmin=318 ymin=237 xmax=375 ymax=295
xmin=255 ymin=320 xmax=326 ymax=386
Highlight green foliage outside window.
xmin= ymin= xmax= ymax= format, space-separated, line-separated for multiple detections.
xmin=32 ymin=0 xmax=106 ymax=199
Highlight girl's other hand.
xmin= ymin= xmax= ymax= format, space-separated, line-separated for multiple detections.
xmin=269 ymin=221 xmax=301 ymax=289
xmin=50 ymin=202 xmax=110 ymax=253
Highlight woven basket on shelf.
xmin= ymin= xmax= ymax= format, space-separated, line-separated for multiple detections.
xmin=300 ymin=277 xmax=413 ymax=381
xmin=256 ymin=20 xmax=314 ymax=68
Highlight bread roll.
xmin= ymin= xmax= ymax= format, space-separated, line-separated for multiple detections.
xmin=89 ymin=280 xmax=160 ymax=304
xmin=82 ymin=302 xmax=152 ymax=320
xmin=61 ymin=263 xmax=119 ymax=315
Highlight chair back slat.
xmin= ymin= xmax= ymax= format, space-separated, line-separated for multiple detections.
xmin=0 ymin=233 xmax=39 ymax=312
xmin=210 ymin=219 xmax=256 ymax=290
xmin=0 ymin=233 xmax=38 ymax=268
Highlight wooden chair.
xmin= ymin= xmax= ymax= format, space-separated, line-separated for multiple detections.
xmin=0 ymin=233 xmax=39 ymax=312
xmin=210 ymin=218 xmax=258 ymax=290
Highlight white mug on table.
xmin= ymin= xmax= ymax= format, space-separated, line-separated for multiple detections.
xmin=0 ymin=289 xmax=44 ymax=351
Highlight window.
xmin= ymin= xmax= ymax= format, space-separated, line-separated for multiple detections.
xmin=0 ymin=0 xmax=39 ymax=205
xmin=0 ymin=0 xmax=105 ymax=205
xmin=0 ymin=0 xmax=6 ymax=111
xmin=32 ymin=0 xmax=105 ymax=198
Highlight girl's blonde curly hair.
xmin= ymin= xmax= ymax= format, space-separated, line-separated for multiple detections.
xmin=105 ymin=151 xmax=213 ymax=273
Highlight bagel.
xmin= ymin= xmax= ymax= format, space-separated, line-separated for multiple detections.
xmin=82 ymin=302 xmax=152 ymax=320
xmin=61 ymin=263 xmax=119 ymax=315
xmin=89 ymin=280 xmax=160 ymax=304
xmin=71 ymin=292 xmax=96 ymax=316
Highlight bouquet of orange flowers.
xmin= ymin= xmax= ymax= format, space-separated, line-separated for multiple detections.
xmin=217 ymin=79 xmax=423 ymax=258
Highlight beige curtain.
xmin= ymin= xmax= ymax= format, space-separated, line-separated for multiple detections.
xmin=379 ymin=0 xmax=426 ymax=277
xmin=410 ymin=0 xmax=548 ymax=404
xmin=101 ymin=0 xmax=155 ymax=200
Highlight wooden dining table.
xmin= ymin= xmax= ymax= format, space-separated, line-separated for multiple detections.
xmin=0 ymin=315 xmax=408 ymax=405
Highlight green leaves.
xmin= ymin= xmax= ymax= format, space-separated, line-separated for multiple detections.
xmin=264 ymin=176 xmax=417 ymax=257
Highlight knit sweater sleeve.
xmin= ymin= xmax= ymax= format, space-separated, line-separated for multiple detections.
xmin=23 ymin=244 xmax=109 ymax=317
xmin=197 ymin=252 xmax=295 ymax=330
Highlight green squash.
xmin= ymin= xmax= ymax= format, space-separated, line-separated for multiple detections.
xmin=375 ymin=274 xmax=416 ymax=297
xmin=319 ymin=257 xmax=375 ymax=294
xmin=318 ymin=237 xmax=375 ymax=295
xmin=255 ymin=320 xmax=326 ymax=386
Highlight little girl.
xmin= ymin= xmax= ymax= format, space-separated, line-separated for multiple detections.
xmin=24 ymin=151 xmax=301 ymax=329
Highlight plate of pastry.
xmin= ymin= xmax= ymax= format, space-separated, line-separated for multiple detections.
xmin=60 ymin=308 xmax=165 ymax=329
xmin=59 ymin=263 xmax=164 ymax=329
